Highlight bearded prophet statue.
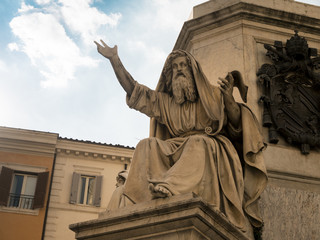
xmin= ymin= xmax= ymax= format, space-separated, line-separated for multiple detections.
xmin=95 ymin=40 xmax=268 ymax=239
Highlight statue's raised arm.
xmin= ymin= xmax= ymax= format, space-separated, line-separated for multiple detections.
xmin=94 ymin=40 xmax=135 ymax=96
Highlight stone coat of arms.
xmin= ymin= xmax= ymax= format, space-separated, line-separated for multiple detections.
xmin=258 ymin=31 xmax=320 ymax=154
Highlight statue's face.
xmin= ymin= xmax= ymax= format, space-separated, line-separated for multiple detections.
xmin=116 ymin=176 xmax=125 ymax=187
xmin=171 ymin=56 xmax=197 ymax=104
xmin=172 ymin=56 xmax=189 ymax=76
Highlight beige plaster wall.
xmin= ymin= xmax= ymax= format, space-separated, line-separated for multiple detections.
xmin=44 ymin=140 xmax=133 ymax=240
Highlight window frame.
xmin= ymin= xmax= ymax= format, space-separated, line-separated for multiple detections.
xmin=0 ymin=166 xmax=49 ymax=211
xmin=69 ymin=172 xmax=102 ymax=207
xmin=8 ymin=172 xmax=38 ymax=209
xmin=78 ymin=175 xmax=95 ymax=205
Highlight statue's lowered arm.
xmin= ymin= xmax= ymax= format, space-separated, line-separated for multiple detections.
xmin=94 ymin=40 xmax=135 ymax=96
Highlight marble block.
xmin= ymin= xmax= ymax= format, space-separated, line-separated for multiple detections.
xmin=70 ymin=193 xmax=250 ymax=240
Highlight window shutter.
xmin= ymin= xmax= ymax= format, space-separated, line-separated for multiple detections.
xmin=33 ymin=171 xmax=49 ymax=209
xmin=93 ymin=176 xmax=103 ymax=207
xmin=70 ymin=172 xmax=80 ymax=204
xmin=0 ymin=167 xmax=14 ymax=206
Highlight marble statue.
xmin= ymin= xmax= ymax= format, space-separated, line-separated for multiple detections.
xmin=106 ymin=170 xmax=128 ymax=210
xmin=95 ymin=40 xmax=268 ymax=236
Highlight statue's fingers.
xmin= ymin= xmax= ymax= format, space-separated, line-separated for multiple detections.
xmin=94 ymin=41 xmax=101 ymax=47
xmin=218 ymin=80 xmax=227 ymax=90
xmin=219 ymin=86 xmax=226 ymax=94
xmin=100 ymin=39 xmax=107 ymax=47
xmin=218 ymin=77 xmax=229 ymax=86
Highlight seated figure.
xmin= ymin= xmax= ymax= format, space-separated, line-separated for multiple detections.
xmin=95 ymin=40 xmax=268 ymax=238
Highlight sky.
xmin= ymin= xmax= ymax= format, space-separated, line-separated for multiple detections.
xmin=0 ymin=0 xmax=319 ymax=148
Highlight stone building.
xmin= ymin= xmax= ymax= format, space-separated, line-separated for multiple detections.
xmin=0 ymin=126 xmax=134 ymax=240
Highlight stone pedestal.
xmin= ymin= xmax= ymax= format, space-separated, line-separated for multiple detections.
xmin=69 ymin=193 xmax=250 ymax=240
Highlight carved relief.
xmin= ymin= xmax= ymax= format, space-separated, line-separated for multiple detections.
xmin=258 ymin=31 xmax=320 ymax=154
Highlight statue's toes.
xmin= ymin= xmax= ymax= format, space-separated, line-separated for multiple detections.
xmin=148 ymin=183 xmax=156 ymax=193
xmin=156 ymin=185 xmax=172 ymax=197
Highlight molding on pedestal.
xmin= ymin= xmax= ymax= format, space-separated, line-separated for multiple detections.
xmin=70 ymin=193 xmax=251 ymax=240
xmin=175 ymin=1 xmax=320 ymax=50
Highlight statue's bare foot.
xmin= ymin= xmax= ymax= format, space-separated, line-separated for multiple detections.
xmin=148 ymin=183 xmax=172 ymax=198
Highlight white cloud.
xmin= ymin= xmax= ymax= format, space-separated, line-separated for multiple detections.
xmin=9 ymin=0 xmax=121 ymax=88
xmin=10 ymin=12 xmax=97 ymax=88
xmin=35 ymin=0 xmax=52 ymax=4
xmin=18 ymin=2 xmax=34 ymax=13
xmin=59 ymin=0 xmax=121 ymax=45
xmin=8 ymin=42 xmax=19 ymax=51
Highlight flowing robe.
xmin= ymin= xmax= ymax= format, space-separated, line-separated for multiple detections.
xmin=123 ymin=82 xmax=267 ymax=234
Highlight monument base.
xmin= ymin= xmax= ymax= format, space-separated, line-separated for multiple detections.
xmin=70 ymin=193 xmax=251 ymax=240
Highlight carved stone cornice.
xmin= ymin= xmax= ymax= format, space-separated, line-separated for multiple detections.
xmin=56 ymin=138 xmax=134 ymax=164
xmin=0 ymin=126 xmax=58 ymax=157
xmin=175 ymin=0 xmax=320 ymax=50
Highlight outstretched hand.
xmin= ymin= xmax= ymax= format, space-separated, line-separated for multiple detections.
xmin=218 ymin=72 xmax=234 ymax=97
xmin=94 ymin=39 xmax=118 ymax=60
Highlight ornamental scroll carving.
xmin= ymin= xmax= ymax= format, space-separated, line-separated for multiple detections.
xmin=258 ymin=31 xmax=320 ymax=154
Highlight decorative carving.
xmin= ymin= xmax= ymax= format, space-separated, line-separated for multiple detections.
xmin=258 ymin=31 xmax=320 ymax=154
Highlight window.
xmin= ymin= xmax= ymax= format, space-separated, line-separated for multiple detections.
xmin=69 ymin=172 xmax=102 ymax=207
xmin=79 ymin=175 xmax=95 ymax=205
xmin=0 ymin=167 xmax=49 ymax=209
xmin=8 ymin=173 xmax=37 ymax=209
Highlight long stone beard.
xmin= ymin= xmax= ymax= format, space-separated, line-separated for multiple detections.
xmin=172 ymin=72 xmax=197 ymax=105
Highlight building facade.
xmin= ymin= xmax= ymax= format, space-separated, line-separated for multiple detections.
xmin=43 ymin=138 xmax=133 ymax=240
xmin=0 ymin=126 xmax=58 ymax=240
xmin=0 ymin=126 xmax=134 ymax=240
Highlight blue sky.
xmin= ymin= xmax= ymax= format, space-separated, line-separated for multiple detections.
xmin=0 ymin=0 xmax=319 ymax=147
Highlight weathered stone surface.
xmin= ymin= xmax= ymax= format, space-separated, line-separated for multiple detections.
xmin=172 ymin=1 xmax=320 ymax=239
xmin=260 ymin=184 xmax=320 ymax=240
xmin=70 ymin=193 xmax=251 ymax=240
